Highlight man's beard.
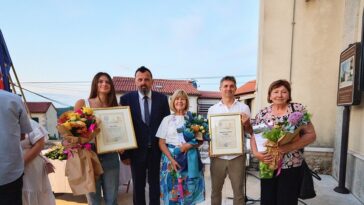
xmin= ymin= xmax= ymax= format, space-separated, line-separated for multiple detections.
xmin=140 ymin=86 xmax=150 ymax=95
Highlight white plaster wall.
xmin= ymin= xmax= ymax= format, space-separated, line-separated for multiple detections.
xmin=342 ymin=0 xmax=364 ymax=157
xmin=257 ymin=0 xmax=344 ymax=147
xmin=31 ymin=113 xmax=46 ymax=130
xmin=46 ymin=106 xmax=58 ymax=138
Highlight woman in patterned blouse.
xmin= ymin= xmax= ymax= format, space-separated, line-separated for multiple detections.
xmin=250 ymin=79 xmax=316 ymax=205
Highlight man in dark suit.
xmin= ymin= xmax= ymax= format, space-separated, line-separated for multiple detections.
xmin=120 ymin=66 xmax=170 ymax=205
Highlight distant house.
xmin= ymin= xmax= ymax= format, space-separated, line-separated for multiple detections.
xmin=27 ymin=102 xmax=58 ymax=139
xmin=197 ymin=91 xmax=221 ymax=117
xmin=113 ymin=77 xmax=200 ymax=112
xmin=235 ymin=80 xmax=256 ymax=115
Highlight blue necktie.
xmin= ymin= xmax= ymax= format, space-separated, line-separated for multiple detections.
xmin=143 ymin=96 xmax=150 ymax=126
xmin=143 ymin=96 xmax=151 ymax=147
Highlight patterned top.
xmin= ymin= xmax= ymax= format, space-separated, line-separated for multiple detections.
xmin=254 ymin=102 xmax=307 ymax=169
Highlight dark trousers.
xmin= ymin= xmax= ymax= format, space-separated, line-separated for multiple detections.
xmin=261 ymin=166 xmax=302 ymax=205
xmin=0 ymin=175 xmax=23 ymax=205
xmin=131 ymin=148 xmax=161 ymax=205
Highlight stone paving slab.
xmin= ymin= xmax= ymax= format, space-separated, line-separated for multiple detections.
xmin=56 ymin=167 xmax=363 ymax=205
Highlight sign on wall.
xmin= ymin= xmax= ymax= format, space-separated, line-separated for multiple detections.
xmin=337 ymin=43 xmax=361 ymax=106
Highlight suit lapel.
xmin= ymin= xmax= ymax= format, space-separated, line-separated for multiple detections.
xmin=132 ymin=91 xmax=143 ymax=122
xmin=150 ymin=91 xmax=158 ymax=123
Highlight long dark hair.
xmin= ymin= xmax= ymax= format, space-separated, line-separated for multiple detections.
xmin=89 ymin=72 xmax=118 ymax=106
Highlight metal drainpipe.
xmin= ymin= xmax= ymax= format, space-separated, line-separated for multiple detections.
xmin=289 ymin=0 xmax=297 ymax=82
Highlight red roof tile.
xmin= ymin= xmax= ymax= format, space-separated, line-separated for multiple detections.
xmin=26 ymin=102 xmax=53 ymax=113
xmin=199 ymin=91 xmax=221 ymax=99
xmin=113 ymin=76 xmax=200 ymax=96
xmin=235 ymin=80 xmax=256 ymax=95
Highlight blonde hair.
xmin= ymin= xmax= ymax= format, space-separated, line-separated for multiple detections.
xmin=169 ymin=89 xmax=189 ymax=113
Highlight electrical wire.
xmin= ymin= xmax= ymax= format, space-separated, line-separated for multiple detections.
xmin=12 ymin=83 xmax=72 ymax=107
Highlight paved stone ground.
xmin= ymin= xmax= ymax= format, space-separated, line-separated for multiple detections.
xmin=56 ymin=165 xmax=363 ymax=205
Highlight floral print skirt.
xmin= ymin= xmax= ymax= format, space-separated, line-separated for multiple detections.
xmin=160 ymin=146 xmax=205 ymax=205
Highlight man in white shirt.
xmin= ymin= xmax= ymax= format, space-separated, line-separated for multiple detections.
xmin=208 ymin=76 xmax=251 ymax=205
xmin=0 ymin=90 xmax=32 ymax=205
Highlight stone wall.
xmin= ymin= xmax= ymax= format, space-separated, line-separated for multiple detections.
xmin=248 ymin=151 xmax=333 ymax=175
xmin=304 ymin=151 xmax=333 ymax=175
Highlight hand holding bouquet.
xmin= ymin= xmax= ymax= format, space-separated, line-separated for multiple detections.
xmin=259 ymin=111 xmax=311 ymax=179
xmin=58 ymin=107 xmax=98 ymax=145
xmin=177 ymin=112 xmax=210 ymax=144
xmin=51 ymin=107 xmax=103 ymax=195
xmin=174 ymin=112 xmax=209 ymax=168
xmin=172 ymin=112 xmax=209 ymax=202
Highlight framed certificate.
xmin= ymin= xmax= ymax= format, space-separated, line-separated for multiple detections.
xmin=208 ymin=113 xmax=244 ymax=156
xmin=93 ymin=106 xmax=138 ymax=154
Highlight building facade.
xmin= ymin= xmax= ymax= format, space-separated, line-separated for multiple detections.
xmin=113 ymin=77 xmax=200 ymax=112
xmin=197 ymin=91 xmax=221 ymax=117
xmin=257 ymin=0 xmax=364 ymax=202
xmin=27 ymin=102 xmax=58 ymax=139
xmin=235 ymin=80 xmax=256 ymax=116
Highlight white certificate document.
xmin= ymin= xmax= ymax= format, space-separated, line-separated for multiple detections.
xmin=209 ymin=113 xmax=243 ymax=156
xmin=93 ymin=106 xmax=138 ymax=154
xmin=254 ymin=133 xmax=267 ymax=152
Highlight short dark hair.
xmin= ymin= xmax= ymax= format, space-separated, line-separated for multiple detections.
xmin=135 ymin=66 xmax=153 ymax=78
xmin=267 ymin=79 xmax=292 ymax=103
xmin=220 ymin=76 xmax=236 ymax=87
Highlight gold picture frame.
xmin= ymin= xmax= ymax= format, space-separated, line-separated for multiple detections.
xmin=208 ymin=112 xmax=243 ymax=156
xmin=93 ymin=106 xmax=137 ymax=154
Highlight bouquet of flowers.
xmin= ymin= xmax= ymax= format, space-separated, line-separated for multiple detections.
xmin=54 ymin=107 xmax=103 ymax=195
xmin=177 ymin=112 xmax=210 ymax=143
xmin=57 ymin=107 xmax=97 ymax=144
xmin=259 ymin=111 xmax=311 ymax=179
xmin=170 ymin=112 xmax=209 ymax=203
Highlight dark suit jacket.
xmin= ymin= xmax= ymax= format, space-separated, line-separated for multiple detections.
xmin=119 ymin=91 xmax=170 ymax=161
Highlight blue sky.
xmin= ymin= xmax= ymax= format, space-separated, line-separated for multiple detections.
xmin=0 ymin=0 xmax=259 ymax=107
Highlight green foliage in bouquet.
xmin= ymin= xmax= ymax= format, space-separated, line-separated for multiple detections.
xmin=44 ymin=144 xmax=67 ymax=160
xmin=259 ymin=162 xmax=274 ymax=178
xmin=262 ymin=126 xmax=284 ymax=142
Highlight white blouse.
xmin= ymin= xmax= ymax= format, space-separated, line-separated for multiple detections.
xmin=156 ymin=115 xmax=186 ymax=146
xmin=21 ymin=119 xmax=48 ymax=149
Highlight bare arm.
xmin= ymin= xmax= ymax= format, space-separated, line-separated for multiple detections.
xmin=159 ymin=139 xmax=180 ymax=171
xmin=179 ymin=134 xmax=203 ymax=152
xmin=179 ymin=143 xmax=194 ymax=153
xmin=74 ymin=99 xmax=86 ymax=111
xmin=279 ymin=123 xmax=316 ymax=154
xmin=23 ymin=137 xmax=45 ymax=165
xmin=250 ymin=134 xmax=273 ymax=164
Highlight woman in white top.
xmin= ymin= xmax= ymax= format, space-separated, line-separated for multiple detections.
xmin=156 ymin=89 xmax=205 ymax=205
xmin=21 ymin=119 xmax=56 ymax=205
